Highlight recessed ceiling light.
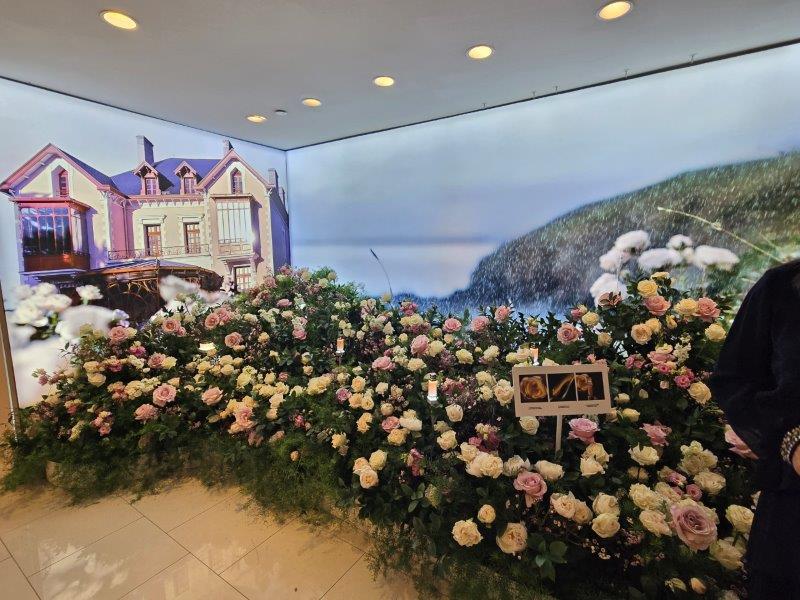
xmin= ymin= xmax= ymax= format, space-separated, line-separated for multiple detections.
xmin=373 ymin=76 xmax=395 ymax=87
xmin=302 ymin=98 xmax=322 ymax=107
xmin=467 ymin=45 xmax=493 ymax=60
xmin=274 ymin=109 xmax=288 ymax=116
xmin=597 ymin=1 xmax=633 ymax=21
xmin=100 ymin=10 xmax=138 ymax=30
xmin=246 ymin=114 xmax=267 ymax=123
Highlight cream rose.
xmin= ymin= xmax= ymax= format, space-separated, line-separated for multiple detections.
xmin=580 ymin=457 xmax=605 ymax=477
xmin=387 ymin=428 xmax=409 ymax=445
xmin=452 ymin=519 xmax=483 ymax=547
xmin=629 ymin=484 xmax=663 ymax=511
xmin=639 ymin=509 xmax=672 ymax=537
xmin=437 ymin=430 xmax=458 ymax=451
xmin=593 ymin=493 xmax=621 ymax=516
xmin=694 ymin=471 xmax=726 ymax=495
xmin=466 ymin=452 xmax=504 ymax=478
xmin=550 ymin=492 xmax=578 ymax=519
xmin=592 ymin=513 xmax=621 ymax=538
xmin=573 ymin=501 xmax=593 ymax=525
xmin=597 ymin=331 xmax=613 ymax=347
xmin=519 ymin=416 xmax=540 ymax=435
xmin=636 ymin=279 xmax=659 ymax=297
xmin=725 ymin=505 xmax=754 ymax=534
xmin=496 ymin=522 xmax=528 ymax=554
xmin=455 ymin=349 xmax=474 ymax=365
xmin=629 ymin=444 xmax=659 ymax=466
xmin=369 ymin=449 xmax=387 ymax=470
xmin=581 ymin=311 xmax=600 ymax=328
xmin=534 ymin=460 xmax=564 ymax=481
xmin=688 ymin=381 xmax=712 ymax=404
xmin=477 ymin=504 xmax=496 ymax=524
xmin=675 ymin=298 xmax=698 ymax=317
xmin=705 ymin=323 xmax=727 ymax=342
xmin=359 ymin=468 xmax=379 ymax=489
xmin=631 ymin=323 xmax=653 ymax=345
xmin=493 ymin=380 xmax=515 ymax=406
xmin=445 ymin=404 xmax=464 ymax=422
xmin=710 ymin=538 xmax=744 ymax=570
xmin=459 ymin=442 xmax=479 ymax=462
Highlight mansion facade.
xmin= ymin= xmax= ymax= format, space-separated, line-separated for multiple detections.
xmin=0 ymin=136 xmax=290 ymax=293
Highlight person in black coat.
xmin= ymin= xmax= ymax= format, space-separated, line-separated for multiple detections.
xmin=710 ymin=259 xmax=800 ymax=599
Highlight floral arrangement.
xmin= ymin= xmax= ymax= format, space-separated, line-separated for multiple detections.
xmin=5 ymin=264 xmax=756 ymax=599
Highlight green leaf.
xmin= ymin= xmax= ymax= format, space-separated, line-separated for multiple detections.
xmin=408 ymin=500 xmax=418 ymax=513
xmin=549 ymin=540 xmax=567 ymax=558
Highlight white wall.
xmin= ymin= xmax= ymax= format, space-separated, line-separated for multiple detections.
xmin=0 ymin=78 xmax=286 ymax=305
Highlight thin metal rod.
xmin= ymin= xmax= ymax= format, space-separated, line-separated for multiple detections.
xmin=0 ymin=282 xmax=22 ymax=440
xmin=369 ymin=248 xmax=394 ymax=300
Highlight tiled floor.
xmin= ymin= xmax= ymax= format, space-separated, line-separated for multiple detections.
xmin=0 ymin=479 xmax=419 ymax=600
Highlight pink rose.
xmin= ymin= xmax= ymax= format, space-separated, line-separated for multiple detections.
xmin=695 ymin=297 xmax=720 ymax=322
xmin=152 ymin=383 xmax=177 ymax=407
xmin=666 ymin=470 xmax=687 ymax=486
xmin=204 ymin=313 xmax=220 ymax=329
xmin=381 ymin=416 xmax=400 ymax=432
xmin=685 ymin=484 xmax=703 ymax=501
xmin=641 ymin=422 xmax=671 ymax=447
xmin=513 ymin=471 xmax=548 ymax=506
xmin=225 ymin=332 xmax=243 ymax=348
xmin=161 ymin=318 xmax=181 ymax=334
xmin=108 ymin=326 xmax=130 ymax=344
xmin=570 ymin=306 xmax=587 ymax=321
xmin=129 ymin=344 xmax=147 ymax=358
xmin=410 ymin=335 xmax=429 ymax=356
xmin=556 ymin=323 xmax=581 ymax=345
xmin=292 ymin=329 xmax=307 ymax=340
xmin=568 ymin=417 xmax=598 ymax=444
xmin=647 ymin=351 xmax=675 ymax=365
xmin=674 ymin=374 xmax=693 ymax=389
xmin=336 ymin=388 xmax=352 ymax=404
xmin=494 ymin=305 xmax=512 ymax=323
xmin=470 ymin=316 xmax=490 ymax=333
xmin=625 ymin=354 xmax=645 ymax=369
xmin=276 ymin=298 xmax=292 ymax=308
xmin=234 ymin=405 xmax=254 ymax=429
xmin=216 ymin=307 xmax=233 ymax=324
xmin=202 ymin=386 xmax=223 ymax=406
xmin=372 ymin=356 xmax=394 ymax=371
xmin=98 ymin=424 xmax=112 ymax=436
xmin=644 ymin=295 xmax=671 ymax=316
xmin=670 ymin=504 xmax=717 ymax=550
xmin=134 ymin=403 xmax=159 ymax=422
xmin=147 ymin=353 xmax=166 ymax=369
xmin=725 ymin=427 xmax=758 ymax=459
xmin=443 ymin=318 xmax=462 ymax=333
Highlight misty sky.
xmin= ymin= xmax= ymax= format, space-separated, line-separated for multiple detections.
xmin=288 ymin=44 xmax=800 ymax=298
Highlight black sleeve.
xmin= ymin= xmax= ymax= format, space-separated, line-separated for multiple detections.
xmin=711 ymin=268 xmax=800 ymax=462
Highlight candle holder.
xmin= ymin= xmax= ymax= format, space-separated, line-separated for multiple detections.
xmin=199 ymin=341 xmax=216 ymax=354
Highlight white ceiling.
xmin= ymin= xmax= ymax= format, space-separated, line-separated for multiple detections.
xmin=1 ymin=0 xmax=798 ymax=150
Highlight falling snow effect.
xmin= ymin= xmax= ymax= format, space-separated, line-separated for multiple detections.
xmin=398 ymin=153 xmax=800 ymax=314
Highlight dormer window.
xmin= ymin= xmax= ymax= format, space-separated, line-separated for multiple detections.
xmin=183 ymin=175 xmax=196 ymax=194
xmin=231 ymin=169 xmax=243 ymax=194
xmin=57 ymin=170 xmax=69 ymax=197
xmin=144 ymin=175 xmax=158 ymax=195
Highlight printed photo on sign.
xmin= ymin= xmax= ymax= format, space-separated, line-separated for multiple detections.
xmin=512 ymin=364 xmax=612 ymax=417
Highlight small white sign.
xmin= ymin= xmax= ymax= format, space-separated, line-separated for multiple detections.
xmin=512 ymin=363 xmax=612 ymax=418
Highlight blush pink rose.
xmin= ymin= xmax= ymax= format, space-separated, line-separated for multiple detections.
xmin=225 ymin=332 xmax=243 ymax=348
xmin=725 ymin=427 xmax=758 ymax=459
xmin=674 ymin=374 xmax=693 ymax=389
xmin=570 ymin=306 xmax=587 ymax=321
xmin=147 ymin=353 xmax=167 ymax=369
xmin=161 ymin=318 xmax=181 ymax=334
xmin=202 ymin=386 xmax=224 ymax=406
xmin=666 ymin=470 xmax=687 ymax=486
xmin=443 ymin=318 xmax=462 ymax=333
xmin=108 ymin=326 xmax=130 ymax=344
xmin=292 ymin=329 xmax=307 ymax=340
xmin=494 ymin=305 xmax=512 ymax=323
xmin=381 ymin=416 xmax=400 ymax=432
xmin=276 ymin=298 xmax=292 ymax=308
xmin=336 ymin=388 xmax=352 ymax=404
xmin=644 ymin=295 xmax=671 ymax=316
xmin=670 ymin=504 xmax=717 ymax=550
xmin=410 ymin=335 xmax=429 ymax=356
xmin=470 ymin=316 xmax=490 ymax=333
xmin=685 ymin=484 xmax=703 ymax=501
xmin=625 ymin=355 xmax=645 ymax=369
xmin=152 ymin=383 xmax=177 ymax=407
xmin=134 ymin=403 xmax=159 ymax=422
xmin=641 ymin=422 xmax=671 ymax=447
xmin=647 ymin=350 xmax=675 ymax=364
xmin=204 ymin=313 xmax=220 ymax=329
xmin=696 ymin=297 xmax=721 ymax=322
xmin=372 ymin=356 xmax=394 ymax=371
xmin=513 ymin=471 xmax=548 ymax=506
xmin=568 ymin=417 xmax=598 ymax=444
xmin=556 ymin=323 xmax=581 ymax=345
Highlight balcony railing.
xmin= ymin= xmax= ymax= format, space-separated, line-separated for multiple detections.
xmin=218 ymin=239 xmax=252 ymax=256
xmin=108 ymin=244 xmax=210 ymax=261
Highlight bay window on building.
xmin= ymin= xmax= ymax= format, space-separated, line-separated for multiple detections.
xmin=216 ymin=199 xmax=251 ymax=255
xmin=19 ymin=201 xmax=89 ymax=271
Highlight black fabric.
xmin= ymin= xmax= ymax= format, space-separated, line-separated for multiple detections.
xmin=747 ymin=491 xmax=800 ymax=597
xmin=710 ymin=260 xmax=800 ymax=491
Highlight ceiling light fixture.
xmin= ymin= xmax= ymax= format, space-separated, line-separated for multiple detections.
xmin=302 ymin=98 xmax=322 ymax=107
xmin=100 ymin=10 xmax=138 ymax=30
xmin=596 ymin=1 xmax=633 ymax=21
xmin=467 ymin=45 xmax=493 ymax=60
xmin=274 ymin=109 xmax=288 ymax=116
xmin=373 ymin=76 xmax=395 ymax=87
xmin=246 ymin=114 xmax=267 ymax=123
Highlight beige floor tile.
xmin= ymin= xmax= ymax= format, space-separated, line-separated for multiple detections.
xmin=0 ymin=557 xmax=39 ymax=600
xmin=0 ymin=486 xmax=69 ymax=536
xmin=220 ymin=521 xmax=363 ymax=600
xmin=328 ymin=521 xmax=374 ymax=552
xmin=122 ymin=554 xmax=245 ymax=600
xmin=2 ymin=495 xmax=141 ymax=575
xmin=170 ymin=492 xmax=285 ymax=573
xmin=0 ymin=539 xmax=9 ymax=561
xmin=127 ymin=479 xmax=237 ymax=531
xmin=28 ymin=518 xmax=187 ymax=600
xmin=322 ymin=556 xmax=418 ymax=600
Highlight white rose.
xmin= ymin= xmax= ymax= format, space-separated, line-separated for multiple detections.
xmin=580 ymin=457 xmax=605 ymax=477
xmin=694 ymin=471 xmax=726 ymax=496
xmin=437 ymin=430 xmax=458 ymax=451
xmin=591 ymin=513 xmax=621 ymax=539
xmin=725 ymin=505 xmax=753 ymax=534
xmin=459 ymin=442 xmax=479 ymax=463
xmin=452 ymin=519 xmax=483 ymax=547
xmin=503 ymin=455 xmax=531 ymax=477
xmin=573 ymin=501 xmax=593 ymax=525
xmin=629 ymin=484 xmax=663 ymax=511
xmin=534 ymin=460 xmax=564 ymax=481
xmin=466 ymin=452 xmax=504 ymax=478
xmin=445 ymin=404 xmax=464 ymax=422
xmin=550 ymin=492 xmax=578 ymax=519
xmin=359 ymin=468 xmax=379 ymax=489
xmin=629 ymin=444 xmax=659 ymax=466
xmin=710 ymin=538 xmax=744 ymax=570
xmin=493 ymin=381 xmax=515 ymax=406
xmin=455 ymin=349 xmax=474 ymax=365
xmin=582 ymin=442 xmax=610 ymax=465
xmin=399 ymin=417 xmax=423 ymax=432
xmin=639 ymin=510 xmax=672 ymax=537
xmin=592 ymin=493 xmax=621 ymax=516
xmin=519 ymin=416 xmax=539 ymax=435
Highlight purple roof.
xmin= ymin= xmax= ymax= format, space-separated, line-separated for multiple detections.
xmin=110 ymin=158 xmax=219 ymax=196
xmin=61 ymin=149 xmax=115 ymax=187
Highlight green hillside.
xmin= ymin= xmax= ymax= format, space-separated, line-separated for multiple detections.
xmin=448 ymin=152 xmax=800 ymax=309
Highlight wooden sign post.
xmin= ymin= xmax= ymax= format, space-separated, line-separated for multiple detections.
xmin=512 ymin=363 xmax=612 ymax=453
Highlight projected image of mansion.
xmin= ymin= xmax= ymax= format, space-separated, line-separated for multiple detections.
xmin=0 ymin=136 xmax=290 ymax=293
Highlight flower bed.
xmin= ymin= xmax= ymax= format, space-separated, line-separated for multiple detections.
xmin=4 ymin=267 xmax=754 ymax=599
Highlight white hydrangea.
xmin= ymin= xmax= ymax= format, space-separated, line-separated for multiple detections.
xmin=692 ymin=245 xmax=740 ymax=271
xmin=589 ymin=273 xmax=628 ymax=305
xmin=599 ymin=248 xmax=630 ymax=272
xmin=667 ymin=234 xmax=694 ymax=250
xmin=613 ymin=230 xmax=651 ymax=253
xmin=637 ymin=248 xmax=682 ymax=271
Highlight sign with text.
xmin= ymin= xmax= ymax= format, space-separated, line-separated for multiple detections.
xmin=512 ymin=364 xmax=611 ymax=417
